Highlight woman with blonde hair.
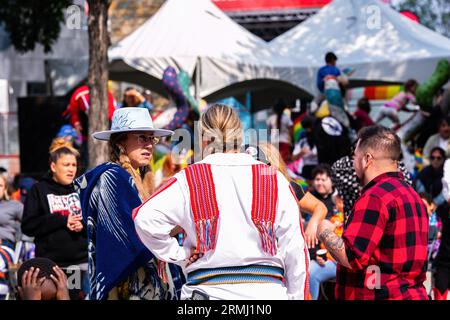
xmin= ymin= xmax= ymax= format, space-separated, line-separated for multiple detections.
xmin=0 ymin=174 xmax=23 ymax=299
xmin=134 ymin=104 xmax=309 ymax=300
xmin=21 ymin=139 xmax=87 ymax=299
xmin=75 ymin=107 xmax=184 ymax=300
xmin=257 ymin=142 xmax=327 ymax=249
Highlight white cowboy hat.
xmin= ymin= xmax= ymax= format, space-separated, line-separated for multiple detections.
xmin=92 ymin=107 xmax=174 ymax=141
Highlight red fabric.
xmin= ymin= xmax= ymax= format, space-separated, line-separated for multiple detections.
xmin=251 ymin=164 xmax=278 ymax=255
xmin=433 ymin=288 xmax=448 ymax=300
xmin=213 ymin=0 xmax=331 ymax=12
xmin=354 ymin=109 xmax=374 ymax=129
xmin=279 ymin=142 xmax=292 ymax=163
xmin=63 ymin=85 xmax=117 ymax=131
xmin=336 ymin=172 xmax=429 ymax=300
xmin=185 ymin=164 xmax=220 ymax=253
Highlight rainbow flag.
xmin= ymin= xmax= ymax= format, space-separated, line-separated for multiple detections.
xmin=293 ymin=113 xmax=306 ymax=143
xmin=293 ymin=177 xmax=309 ymax=191
xmin=347 ymin=85 xmax=403 ymax=101
xmin=413 ymin=149 xmax=424 ymax=180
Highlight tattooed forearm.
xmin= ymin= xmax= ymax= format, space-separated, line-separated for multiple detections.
xmin=318 ymin=229 xmax=344 ymax=251
xmin=318 ymin=229 xmax=351 ymax=269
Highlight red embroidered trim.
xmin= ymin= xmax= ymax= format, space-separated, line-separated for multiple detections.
xmin=185 ymin=164 xmax=220 ymax=253
xmin=251 ymin=164 xmax=278 ymax=256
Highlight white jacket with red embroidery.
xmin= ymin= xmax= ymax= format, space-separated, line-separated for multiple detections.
xmin=134 ymin=152 xmax=309 ymax=300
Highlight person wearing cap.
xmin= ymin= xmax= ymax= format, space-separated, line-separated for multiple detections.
xmin=74 ymin=107 xmax=184 ymax=300
xmin=56 ymin=124 xmax=81 ymax=147
xmin=134 ymin=104 xmax=309 ymax=300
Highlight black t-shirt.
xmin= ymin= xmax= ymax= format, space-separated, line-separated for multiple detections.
xmin=311 ymin=190 xmax=335 ymax=219
xmin=308 ymin=190 xmax=335 ymax=259
xmin=290 ymin=181 xmax=305 ymax=201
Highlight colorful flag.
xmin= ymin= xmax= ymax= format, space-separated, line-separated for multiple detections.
xmin=293 ymin=113 xmax=307 ymax=143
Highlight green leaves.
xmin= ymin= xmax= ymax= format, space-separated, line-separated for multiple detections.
xmin=0 ymin=0 xmax=71 ymax=53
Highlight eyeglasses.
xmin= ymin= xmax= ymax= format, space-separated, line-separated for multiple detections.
xmin=430 ymin=156 xmax=444 ymax=161
xmin=131 ymin=134 xmax=160 ymax=145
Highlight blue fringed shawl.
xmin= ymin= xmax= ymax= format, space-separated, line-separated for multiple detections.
xmin=75 ymin=162 xmax=184 ymax=300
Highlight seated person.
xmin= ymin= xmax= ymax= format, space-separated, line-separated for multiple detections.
xmin=423 ymin=117 xmax=450 ymax=165
xmin=310 ymin=164 xmax=335 ymax=219
xmin=309 ymin=194 xmax=344 ymax=300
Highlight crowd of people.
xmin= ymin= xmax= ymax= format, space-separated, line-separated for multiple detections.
xmin=0 ymin=52 xmax=450 ymax=301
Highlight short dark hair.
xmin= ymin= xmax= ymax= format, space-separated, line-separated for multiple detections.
xmin=439 ymin=116 xmax=450 ymax=127
xmin=357 ymin=125 xmax=401 ymax=161
xmin=273 ymin=98 xmax=287 ymax=113
xmin=301 ymin=115 xmax=316 ymax=130
xmin=357 ymin=98 xmax=371 ymax=113
xmin=325 ymin=52 xmax=337 ymax=63
xmin=312 ymin=163 xmax=332 ymax=179
xmin=404 ymin=79 xmax=418 ymax=92
xmin=17 ymin=258 xmax=58 ymax=287
xmin=429 ymin=147 xmax=446 ymax=159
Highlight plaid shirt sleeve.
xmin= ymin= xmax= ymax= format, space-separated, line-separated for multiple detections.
xmin=343 ymin=192 xmax=388 ymax=270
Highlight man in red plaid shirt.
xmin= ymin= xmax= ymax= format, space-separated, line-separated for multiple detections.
xmin=318 ymin=125 xmax=428 ymax=300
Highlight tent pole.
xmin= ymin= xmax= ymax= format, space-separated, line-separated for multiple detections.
xmin=195 ymin=57 xmax=201 ymax=101
xmin=246 ymin=91 xmax=253 ymax=128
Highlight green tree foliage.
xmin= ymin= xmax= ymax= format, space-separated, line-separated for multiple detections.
xmin=0 ymin=0 xmax=71 ymax=53
xmin=395 ymin=0 xmax=450 ymax=37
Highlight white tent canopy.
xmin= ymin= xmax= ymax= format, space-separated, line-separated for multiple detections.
xmin=270 ymin=0 xmax=450 ymax=95
xmin=109 ymin=0 xmax=286 ymax=98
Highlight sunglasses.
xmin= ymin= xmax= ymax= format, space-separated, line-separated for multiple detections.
xmin=430 ymin=156 xmax=444 ymax=161
xmin=131 ymin=134 xmax=160 ymax=145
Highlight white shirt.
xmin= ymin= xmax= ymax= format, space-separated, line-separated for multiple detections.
xmin=438 ymin=136 xmax=449 ymax=151
xmin=134 ymin=153 xmax=309 ymax=300
xmin=293 ymin=138 xmax=318 ymax=166
xmin=443 ymin=159 xmax=450 ymax=202
xmin=266 ymin=114 xmax=293 ymax=144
